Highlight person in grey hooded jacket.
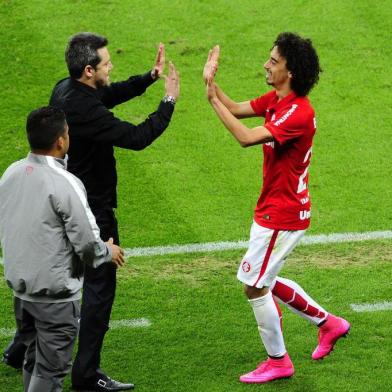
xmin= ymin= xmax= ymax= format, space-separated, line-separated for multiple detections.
xmin=0 ymin=106 xmax=125 ymax=392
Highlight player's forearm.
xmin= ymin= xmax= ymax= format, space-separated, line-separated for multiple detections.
xmin=215 ymin=84 xmax=254 ymax=119
xmin=209 ymin=96 xmax=273 ymax=147
xmin=214 ymin=84 xmax=238 ymax=113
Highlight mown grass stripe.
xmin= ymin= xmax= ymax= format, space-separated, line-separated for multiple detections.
xmin=350 ymin=302 xmax=392 ymax=313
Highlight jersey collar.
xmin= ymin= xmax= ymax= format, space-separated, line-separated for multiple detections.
xmin=28 ymin=152 xmax=67 ymax=170
xmin=270 ymin=91 xmax=298 ymax=111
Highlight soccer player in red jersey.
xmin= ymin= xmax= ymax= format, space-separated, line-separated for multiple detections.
xmin=204 ymin=33 xmax=350 ymax=383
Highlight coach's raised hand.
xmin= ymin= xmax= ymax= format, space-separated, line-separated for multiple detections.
xmin=203 ymin=45 xmax=220 ymax=84
xmin=163 ymin=61 xmax=180 ymax=100
xmin=151 ymin=42 xmax=165 ymax=80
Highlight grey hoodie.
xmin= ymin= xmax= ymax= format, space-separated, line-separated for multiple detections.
xmin=0 ymin=153 xmax=112 ymax=303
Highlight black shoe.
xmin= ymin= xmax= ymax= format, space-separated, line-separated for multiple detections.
xmin=73 ymin=376 xmax=135 ymax=391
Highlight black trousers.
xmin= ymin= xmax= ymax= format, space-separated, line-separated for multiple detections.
xmin=71 ymin=208 xmax=119 ymax=384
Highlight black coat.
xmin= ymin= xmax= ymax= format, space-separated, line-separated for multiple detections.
xmin=49 ymin=72 xmax=174 ymax=210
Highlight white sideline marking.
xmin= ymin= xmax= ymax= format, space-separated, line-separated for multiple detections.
xmin=0 ymin=328 xmax=15 ymax=338
xmin=1 ymin=230 xmax=392 ymax=264
xmin=350 ymin=302 xmax=392 ymax=313
xmin=0 ymin=318 xmax=151 ymax=338
xmin=124 ymin=230 xmax=392 ymax=257
xmin=124 ymin=240 xmax=248 ymax=257
xmin=110 ymin=318 xmax=151 ymax=329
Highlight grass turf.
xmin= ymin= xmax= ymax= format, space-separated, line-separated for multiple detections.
xmin=1 ymin=0 xmax=392 ymax=391
xmin=0 ymin=0 xmax=391 ymax=247
xmin=1 ymin=240 xmax=392 ymax=391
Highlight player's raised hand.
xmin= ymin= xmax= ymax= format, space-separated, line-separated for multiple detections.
xmin=151 ymin=42 xmax=165 ymax=80
xmin=203 ymin=45 xmax=220 ymax=84
xmin=106 ymin=237 xmax=125 ymax=267
xmin=163 ymin=61 xmax=180 ymax=100
xmin=206 ymin=80 xmax=218 ymax=102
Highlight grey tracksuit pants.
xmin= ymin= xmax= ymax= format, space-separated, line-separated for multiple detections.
xmin=15 ymin=298 xmax=80 ymax=392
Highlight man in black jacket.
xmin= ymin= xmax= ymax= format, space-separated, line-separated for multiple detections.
xmin=49 ymin=32 xmax=180 ymax=392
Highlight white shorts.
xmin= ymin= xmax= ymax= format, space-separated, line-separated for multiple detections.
xmin=237 ymin=221 xmax=306 ymax=288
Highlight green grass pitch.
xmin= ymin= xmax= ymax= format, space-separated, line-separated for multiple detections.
xmin=0 ymin=0 xmax=391 ymax=391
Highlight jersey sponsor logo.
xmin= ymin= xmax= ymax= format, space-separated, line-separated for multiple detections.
xmin=273 ymin=104 xmax=298 ymax=127
xmin=242 ymin=260 xmax=251 ymax=273
xmin=299 ymin=210 xmax=311 ymax=220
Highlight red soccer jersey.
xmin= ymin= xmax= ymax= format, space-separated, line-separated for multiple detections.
xmin=250 ymin=90 xmax=316 ymax=230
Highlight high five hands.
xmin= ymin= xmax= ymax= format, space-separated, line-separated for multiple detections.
xmin=203 ymin=45 xmax=220 ymax=85
xmin=151 ymin=43 xmax=221 ymax=101
xmin=163 ymin=62 xmax=180 ymax=100
xmin=204 ymin=45 xmax=220 ymax=100
xmin=151 ymin=43 xmax=180 ymax=100
xmin=152 ymin=43 xmax=165 ymax=80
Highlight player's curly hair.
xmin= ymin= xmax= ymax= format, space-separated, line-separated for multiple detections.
xmin=274 ymin=32 xmax=321 ymax=96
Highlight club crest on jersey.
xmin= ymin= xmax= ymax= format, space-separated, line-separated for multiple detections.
xmin=25 ymin=166 xmax=34 ymax=175
xmin=242 ymin=260 xmax=251 ymax=273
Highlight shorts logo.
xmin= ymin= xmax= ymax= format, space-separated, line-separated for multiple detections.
xmin=242 ymin=261 xmax=251 ymax=273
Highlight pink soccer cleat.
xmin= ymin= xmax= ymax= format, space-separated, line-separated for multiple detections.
xmin=312 ymin=314 xmax=350 ymax=360
xmin=239 ymin=353 xmax=294 ymax=384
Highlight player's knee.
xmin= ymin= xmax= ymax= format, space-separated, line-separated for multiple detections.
xmin=244 ymin=285 xmax=269 ymax=299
